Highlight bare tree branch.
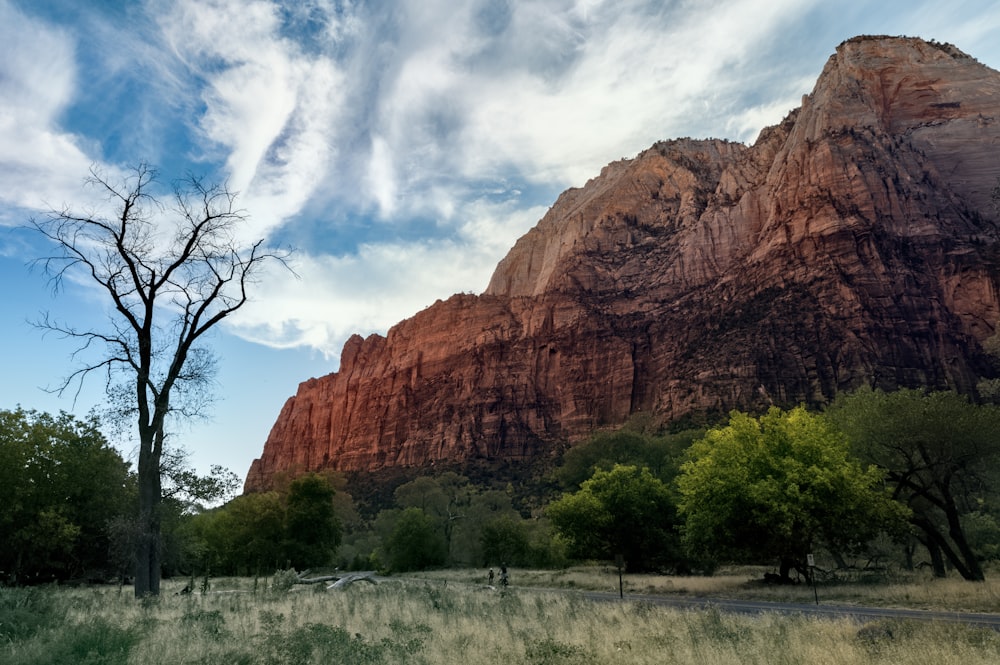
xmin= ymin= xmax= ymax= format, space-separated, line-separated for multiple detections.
xmin=27 ymin=163 xmax=293 ymax=597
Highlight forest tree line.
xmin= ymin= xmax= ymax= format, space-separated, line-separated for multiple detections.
xmin=3 ymin=386 xmax=1000 ymax=585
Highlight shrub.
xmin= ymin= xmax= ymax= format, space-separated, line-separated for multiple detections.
xmin=10 ymin=618 xmax=136 ymax=665
xmin=0 ymin=587 xmax=58 ymax=642
xmin=271 ymin=568 xmax=300 ymax=593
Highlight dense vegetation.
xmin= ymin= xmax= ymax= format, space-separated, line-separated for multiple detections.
xmin=3 ymin=386 xmax=1000 ymax=586
xmin=827 ymin=388 xmax=1000 ymax=581
xmin=677 ymin=406 xmax=908 ymax=581
xmin=0 ymin=408 xmax=131 ymax=584
xmin=0 ymin=408 xmax=241 ymax=584
xmin=548 ymin=464 xmax=682 ymax=572
xmin=183 ymin=472 xmax=343 ymax=575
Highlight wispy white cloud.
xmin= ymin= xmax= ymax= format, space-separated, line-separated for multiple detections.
xmin=366 ymin=134 xmax=398 ymax=217
xmin=226 ymin=197 xmax=548 ymax=357
xmin=279 ymin=0 xmax=815 ymax=251
xmin=158 ymin=0 xmax=347 ymax=239
xmin=0 ymin=2 xmax=94 ymax=217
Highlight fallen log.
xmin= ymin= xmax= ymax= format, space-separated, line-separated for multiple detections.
xmin=326 ymin=572 xmax=377 ymax=590
xmin=295 ymin=574 xmax=342 ymax=585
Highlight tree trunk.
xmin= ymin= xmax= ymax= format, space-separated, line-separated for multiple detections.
xmin=134 ymin=434 xmax=162 ymax=598
xmin=912 ymin=509 xmax=985 ymax=581
xmin=922 ymin=535 xmax=947 ymax=578
xmin=942 ymin=493 xmax=986 ymax=581
xmin=903 ymin=539 xmax=916 ymax=571
xmin=912 ymin=516 xmax=975 ymax=579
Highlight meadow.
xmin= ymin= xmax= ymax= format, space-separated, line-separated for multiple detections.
xmin=413 ymin=565 xmax=1000 ymax=613
xmin=3 ymin=568 xmax=1000 ymax=664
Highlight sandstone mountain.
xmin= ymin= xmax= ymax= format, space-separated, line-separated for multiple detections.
xmin=245 ymin=36 xmax=1000 ymax=491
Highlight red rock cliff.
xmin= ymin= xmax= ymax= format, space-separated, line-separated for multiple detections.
xmin=245 ymin=36 xmax=1000 ymax=491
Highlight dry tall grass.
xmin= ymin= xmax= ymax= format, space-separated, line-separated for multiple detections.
xmin=3 ymin=575 xmax=1000 ymax=664
xmin=414 ymin=565 xmax=1000 ymax=612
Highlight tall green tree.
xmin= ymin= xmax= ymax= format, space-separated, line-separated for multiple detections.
xmin=383 ymin=507 xmax=446 ymax=572
xmin=0 ymin=408 xmax=132 ymax=583
xmin=480 ymin=516 xmax=531 ymax=567
xmin=284 ymin=473 xmax=342 ymax=569
xmin=453 ymin=489 xmax=523 ymax=566
xmin=30 ymin=165 xmax=289 ymax=596
xmin=393 ymin=472 xmax=471 ymax=563
xmin=827 ymin=388 xmax=1000 ymax=580
xmin=548 ymin=464 xmax=682 ymax=572
xmin=677 ymin=406 xmax=907 ymax=582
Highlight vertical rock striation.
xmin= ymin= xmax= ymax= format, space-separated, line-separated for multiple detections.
xmin=245 ymin=36 xmax=1000 ymax=491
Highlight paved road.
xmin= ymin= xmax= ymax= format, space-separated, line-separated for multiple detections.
xmin=580 ymin=590 xmax=1000 ymax=629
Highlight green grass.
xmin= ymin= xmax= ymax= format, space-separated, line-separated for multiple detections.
xmin=2 ymin=572 xmax=999 ymax=664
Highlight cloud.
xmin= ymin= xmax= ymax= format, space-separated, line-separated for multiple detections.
xmin=226 ymin=197 xmax=548 ymax=360
xmin=157 ymin=0 xmax=825 ymax=222
xmin=305 ymin=0 xmax=828 ymax=231
xmin=366 ymin=134 xmax=398 ymax=216
xmin=0 ymin=2 xmax=95 ymax=218
xmin=159 ymin=0 xmax=346 ymax=238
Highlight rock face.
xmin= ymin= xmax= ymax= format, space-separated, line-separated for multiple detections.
xmin=245 ymin=36 xmax=1000 ymax=491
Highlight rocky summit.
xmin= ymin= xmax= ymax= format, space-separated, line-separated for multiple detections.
xmin=245 ymin=36 xmax=1000 ymax=491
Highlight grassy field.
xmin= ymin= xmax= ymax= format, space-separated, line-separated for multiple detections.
xmin=412 ymin=565 xmax=1000 ymax=613
xmin=3 ymin=570 xmax=1000 ymax=664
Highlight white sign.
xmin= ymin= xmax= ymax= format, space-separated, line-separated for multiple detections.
xmin=807 ymin=553 xmax=815 ymax=567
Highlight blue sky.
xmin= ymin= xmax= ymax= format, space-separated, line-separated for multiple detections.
xmin=2 ymin=0 xmax=999 ymax=482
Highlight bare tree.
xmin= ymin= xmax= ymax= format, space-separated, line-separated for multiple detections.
xmin=30 ymin=164 xmax=290 ymax=597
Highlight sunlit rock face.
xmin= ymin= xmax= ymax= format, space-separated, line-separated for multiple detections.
xmin=245 ymin=36 xmax=1000 ymax=491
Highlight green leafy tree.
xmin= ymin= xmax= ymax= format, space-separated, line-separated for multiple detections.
xmin=480 ymin=515 xmax=531 ymax=567
xmin=677 ymin=406 xmax=907 ymax=582
xmin=160 ymin=448 xmax=243 ymax=512
xmin=450 ymin=489 xmax=522 ymax=566
xmin=393 ymin=472 xmax=471 ymax=563
xmin=188 ymin=491 xmax=286 ymax=575
xmin=284 ymin=473 xmax=342 ymax=569
xmin=827 ymin=388 xmax=1000 ymax=580
xmin=556 ymin=429 xmax=702 ymax=490
xmin=157 ymin=453 xmax=244 ymax=576
xmin=186 ymin=473 xmax=342 ymax=575
xmin=393 ymin=476 xmax=448 ymax=512
xmin=477 ymin=513 xmax=565 ymax=569
xmin=383 ymin=507 xmax=446 ymax=572
xmin=548 ymin=464 xmax=682 ymax=572
xmin=30 ymin=164 xmax=289 ymax=596
xmin=353 ymin=474 xmax=566 ymax=571
xmin=0 ymin=408 xmax=131 ymax=583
